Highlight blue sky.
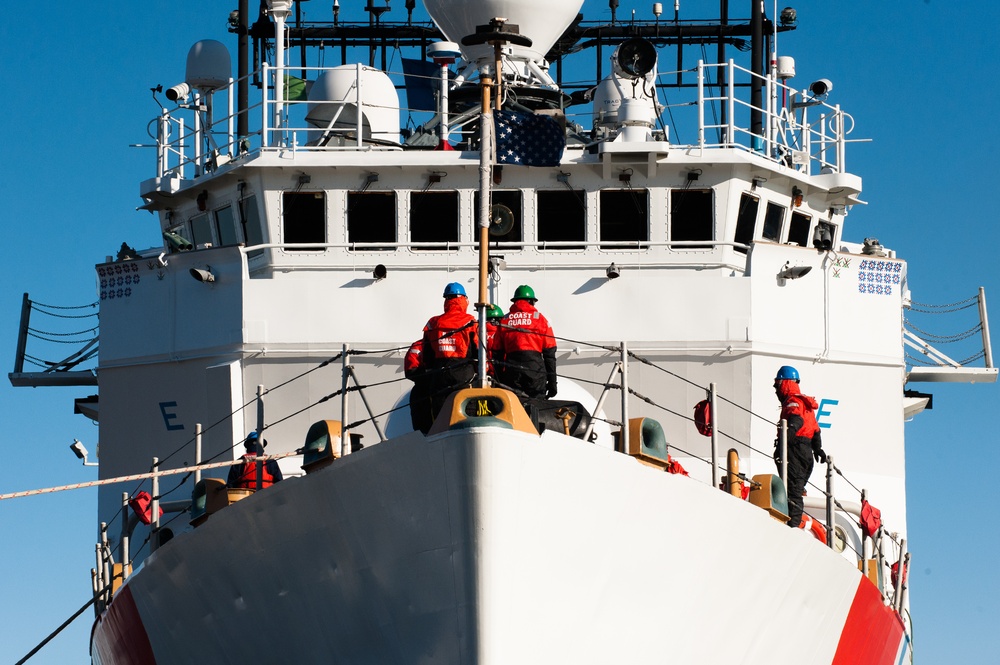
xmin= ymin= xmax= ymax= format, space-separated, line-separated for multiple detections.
xmin=1 ymin=1 xmax=997 ymax=663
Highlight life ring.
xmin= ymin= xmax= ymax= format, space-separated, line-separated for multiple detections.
xmin=799 ymin=515 xmax=828 ymax=545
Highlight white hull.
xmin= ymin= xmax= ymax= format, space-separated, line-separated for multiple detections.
xmin=93 ymin=427 xmax=905 ymax=664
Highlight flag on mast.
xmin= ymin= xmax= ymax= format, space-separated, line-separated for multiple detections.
xmin=494 ymin=109 xmax=565 ymax=167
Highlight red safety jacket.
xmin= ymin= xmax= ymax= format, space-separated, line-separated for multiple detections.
xmin=421 ymin=295 xmax=477 ymax=365
xmin=776 ymin=380 xmax=820 ymax=439
xmin=497 ymin=300 xmax=555 ymax=354
xmin=404 ymin=339 xmax=423 ymax=380
xmin=231 ymin=453 xmax=277 ymax=489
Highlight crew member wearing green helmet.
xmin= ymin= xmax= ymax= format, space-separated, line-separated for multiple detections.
xmin=495 ymin=285 xmax=558 ymax=399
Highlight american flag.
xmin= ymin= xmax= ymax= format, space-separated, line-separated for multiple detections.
xmin=493 ymin=109 xmax=566 ymax=167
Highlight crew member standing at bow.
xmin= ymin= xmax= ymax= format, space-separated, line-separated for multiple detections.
xmin=228 ymin=432 xmax=283 ymax=490
xmin=420 ymin=282 xmax=479 ymax=420
xmin=772 ymin=365 xmax=826 ymax=528
xmin=496 ymin=285 xmax=557 ymax=399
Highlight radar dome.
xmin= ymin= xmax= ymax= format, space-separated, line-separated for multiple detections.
xmin=306 ymin=66 xmax=400 ymax=145
xmin=185 ymin=40 xmax=231 ymax=91
xmin=423 ymin=0 xmax=584 ymax=64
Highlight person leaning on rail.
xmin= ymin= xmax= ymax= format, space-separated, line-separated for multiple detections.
xmin=228 ymin=431 xmax=283 ymax=490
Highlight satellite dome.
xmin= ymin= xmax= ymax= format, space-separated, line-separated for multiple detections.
xmin=306 ymin=66 xmax=400 ymax=145
xmin=423 ymin=0 xmax=584 ymax=64
xmin=185 ymin=40 xmax=232 ymax=91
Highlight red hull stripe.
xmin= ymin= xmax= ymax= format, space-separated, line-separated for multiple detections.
xmin=832 ymin=577 xmax=905 ymax=665
xmin=91 ymin=585 xmax=157 ymax=665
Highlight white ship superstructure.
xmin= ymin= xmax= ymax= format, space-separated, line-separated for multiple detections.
xmin=9 ymin=1 xmax=996 ymax=663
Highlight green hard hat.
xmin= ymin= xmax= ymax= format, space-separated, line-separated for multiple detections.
xmin=487 ymin=304 xmax=504 ymax=320
xmin=511 ymin=285 xmax=537 ymax=302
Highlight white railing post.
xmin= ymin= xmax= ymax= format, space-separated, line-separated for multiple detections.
xmin=194 ymin=423 xmax=203 ymax=485
xmin=341 ymin=343 xmax=351 ymax=457
xmin=825 ymin=457 xmax=834 ymax=548
xmin=620 ymin=342 xmax=629 ymax=454
xmin=709 ymin=382 xmax=719 ymax=488
xmin=157 ymin=109 xmax=169 ymax=177
xmin=979 ymin=287 xmax=994 ymax=368
xmin=193 ymin=92 xmax=203 ymax=177
xmin=262 ymin=63 xmax=271 ymax=148
xmin=727 ymin=60 xmax=736 ymax=147
xmin=697 ymin=60 xmax=705 ymax=147
xmin=150 ymin=457 xmax=160 ymax=552
xmin=356 ymin=62 xmax=364 ymax=148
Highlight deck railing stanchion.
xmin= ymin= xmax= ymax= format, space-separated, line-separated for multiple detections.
xmin=620 ymin=342 xmax=629 ymax=454
xmin=709 ymin=382 xmax=719 ymax=488
xmin=150 ymin=457 xmax=160 ymax=552
xmin=341 ymin=343 xmax=351 ymax=457
xmin=979 ymin=287 xmax=994 ymax=368
xmin=894 ymin=538 xmax=907 ymax=611
xmin=825 ymin=457 xmax=834 ymax=547
xmin=194 ymin=423 xmax=203 ymax=485
xmin=583 ymin=362 xmax=622 ymax=443
xmin=120 ymin=493 xmax=130 ymax=576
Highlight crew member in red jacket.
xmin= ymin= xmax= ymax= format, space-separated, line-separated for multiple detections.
xmin=496 ymin=285 xmax=557 ymax=399
xmin=420 ymin=282 xmax=479 ymax=419
xmin=485 ymin=303 xmax=505 ymax=378
xmin=228 ymin=432 xmax=283 ymax=490
xmin=773 ymin=365 xmax=826 ymax=528
xmin=404 ymin=339 xmax=434 ymax=434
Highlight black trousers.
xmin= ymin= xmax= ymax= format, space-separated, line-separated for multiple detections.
xmin=785 ymin=444 xmax=815 ymax=528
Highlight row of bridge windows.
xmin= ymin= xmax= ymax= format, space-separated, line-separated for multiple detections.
xmin=173 ymin=189 xmax=829 ymax=254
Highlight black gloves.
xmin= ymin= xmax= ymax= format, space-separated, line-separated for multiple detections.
xmin=813 ymin=447 xmax=827 ymax=464
xmin=546 ymin=383 xmax=558 ymax=398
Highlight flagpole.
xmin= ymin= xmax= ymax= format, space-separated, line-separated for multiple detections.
xmin=462 ymin=19 xmax=533 ymax=389
xmin=476 ymin=74 xmax=493 ymax=388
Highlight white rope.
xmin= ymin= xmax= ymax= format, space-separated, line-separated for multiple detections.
xmin=0 ymin=451 xmax=301 ymax=502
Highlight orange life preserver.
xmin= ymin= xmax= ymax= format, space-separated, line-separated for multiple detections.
xmin=799 ymin=515 xmax=828 ymax=545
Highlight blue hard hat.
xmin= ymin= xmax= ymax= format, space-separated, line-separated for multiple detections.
xmin=774 ymin=365 xmax=800 ymax=382
xmin=443 ymin=282 xmax=466 ymax=298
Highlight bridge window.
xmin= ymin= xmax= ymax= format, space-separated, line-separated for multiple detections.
xmin=734 ymin=193 xmax=760 ymax=253
xmin=240 ymin=195 xmax=265 ymax=257
xmin=190 ymin=214 xmax=213 ymax=247
xmin=600 ymin=189 xmax=648 ymax=246
xmin=410 ymin=190 xmax=459 ymax=251
xmin=670 ymin=189 xmax=713 ymax=246
xmin=788 ymin=211 xmax=811 ymax=247
xmin=214 ymin=205 xmax=240 ymax=246
xmin=283 ymin=191 xmax=326 ymax=250
xmin=539 ymin=190 xmax=586 ymax=250
xmin=347 ymin=191 xmax=395 ymax=250
xmin=762 ymin=202 xmax=785 ymax=242
xmin=475 ymin=190 xmax=522 ymax=247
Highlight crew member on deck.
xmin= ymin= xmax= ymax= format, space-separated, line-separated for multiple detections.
xmin=420 ymin=282 xmax=479 ymax=421
xmin=485 ymin=303 xmax=505 ymax=379
xmin=228 ymin=432 xmax=283 ymax=490
xmin=404 ymin=339 xmax=434 ymax=434
xmin=495 ymin=285 xmax=557 ymax=399
xmin=772 ymin=366 xmax=826 ymax=528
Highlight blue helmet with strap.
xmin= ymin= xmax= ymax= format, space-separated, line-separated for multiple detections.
xmin=774 ymin=365 xmax=800 ymax=382
xmin=443 ymin=282 xmax=466 ymax=298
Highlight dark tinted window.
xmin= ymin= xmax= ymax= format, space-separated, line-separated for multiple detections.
xmin=788 ymin=211 xmax=811 ymax=247
xmin=734 ymin=193 xmax=760 ymax=253
xmin=241 ymin=195 xmax=265 ymax=257
xmin=670 ymin=189 xmax=713 ymax=244
xmin=539 ymin=190 xmax=586 ymax=249
xmin=600 ymin=189 xmax=648 ymax=246
xmin=762 ymin=202 xmax=785 ymax=241
xmin=347 ymin=191 xmax=395 ymax=250
xmin=475 ymin=190 xmax=522 ymax=247
xmin=410 ymin=190 xmax=459 ymax=250
xmin=214 ymin=205 xmax=239 ymax=246
xmin=283 ymin=191 xmax=326 ymax=249
xmin=190 ymin=214 xmax=213 ymax=247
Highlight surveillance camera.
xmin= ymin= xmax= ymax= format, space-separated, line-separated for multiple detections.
xmin=70 ymin=439 xmax=88 ymax=459
xmin=809 ymin=79 xmax=833 ymax=97
xmin=165 ymin=82 xmax=191 ymax=102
